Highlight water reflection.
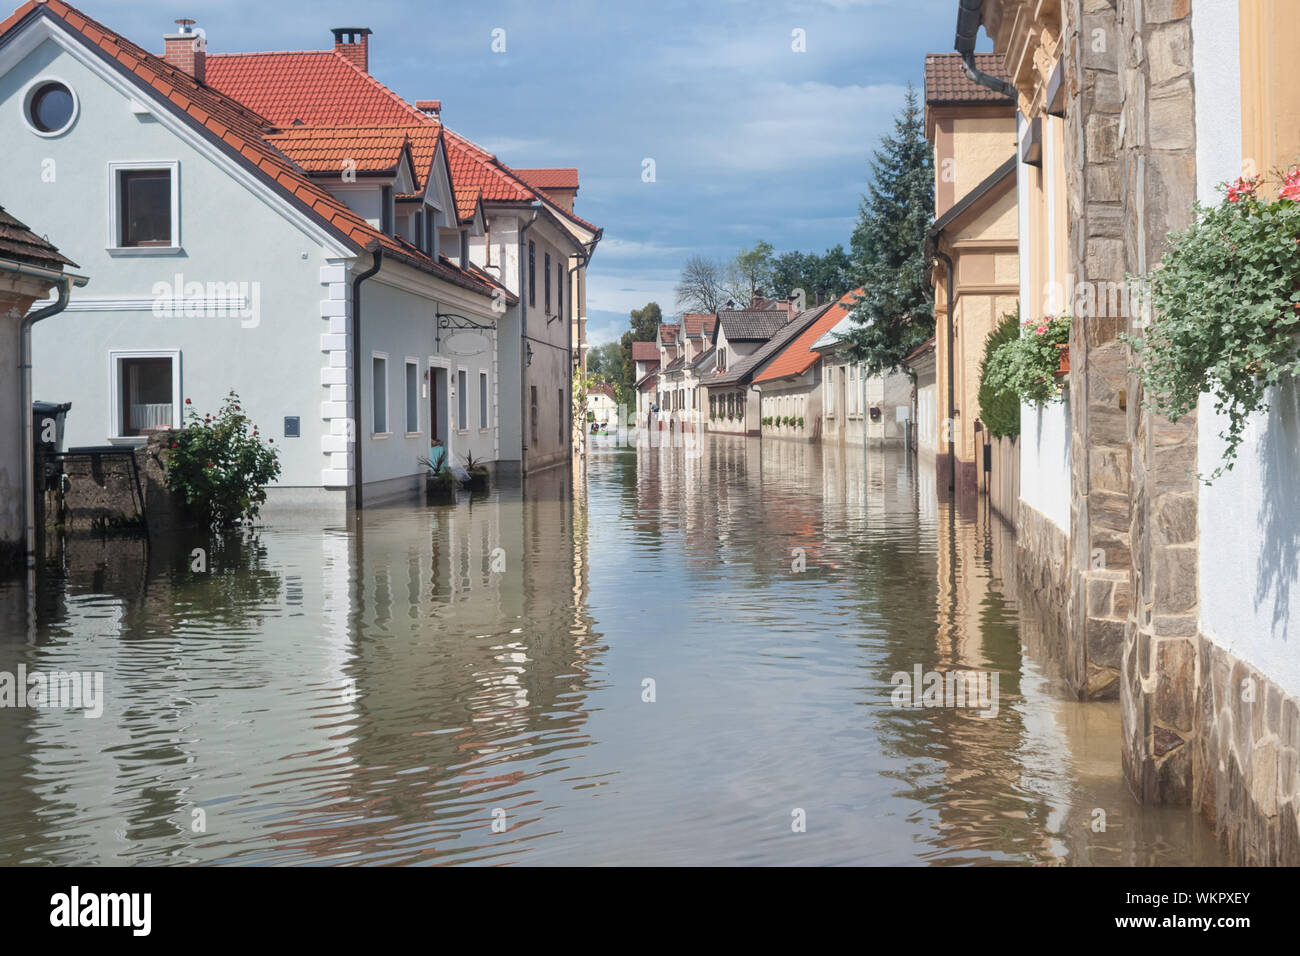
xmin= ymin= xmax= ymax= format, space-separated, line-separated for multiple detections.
xmin=0 ymin=438 xmax=1225 ymax=864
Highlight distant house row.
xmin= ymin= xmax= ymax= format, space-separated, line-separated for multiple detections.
xmin=632 ymin=290 xmax=923 ymax=451
xmin=0 ymin=1 xmax=600 ymax=516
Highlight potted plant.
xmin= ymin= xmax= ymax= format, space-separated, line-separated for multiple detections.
xmin=1122 ymin=167 xmax=1300 ymax=480
xmin=985 ymin=314 xmax=1072 ymax=407
xmin=463 ymin=451 xmax=490 ymax=493
xmin=419 ymin=453 xmax=458 ymax=504
xmin=797 ymin=416 xmax=805 ymax=428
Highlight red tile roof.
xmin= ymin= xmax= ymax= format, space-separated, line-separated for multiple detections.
xmin=265 ymin=124 xmax=424 ymax=175
xmin=631 ymin=341 xmax=659 ymax=362
xmin=514 ymin=168 xmax=579 ymax=190
xmin=0 ymin=1 xmax=503 ymax=300
xmin=206 ymin=50 xmax=428 ymax=126
xmin=754 ymin=289 xmax=863 ymax=383
xmin=658 ymin=324 xmax=680 ymax=345
xmin=924 ymin=53 xmax=1014 ymax=106
xmin=682 ymin=312 xmax=717 ymax=337
xmin=455 ymin=186 xmax=482 ymax=223
xmin=208 ymin=43 xmax=599 ymax=237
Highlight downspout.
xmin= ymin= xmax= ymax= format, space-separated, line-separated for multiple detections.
xmin=566 ymin=242 xmax=593 ymax=458
xmin=18 ymin=263 xmax=88 ymax=568
xmin=935 ymin=248 xmax=956 ymax=494
xmin=954 ymin=0 xmax=1017 ymax=98
xmin=351 ymin=245 xmax=382 ymax=511
xmin=518 ymin=209 xmax=540 ymax=474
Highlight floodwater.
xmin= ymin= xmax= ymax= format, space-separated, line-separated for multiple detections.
xmin=0 ymin=435 xmax=1227 ymax=865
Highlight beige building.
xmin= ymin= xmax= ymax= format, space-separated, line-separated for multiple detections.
xmin=924 ymin=53 xmax=1020 ymax=498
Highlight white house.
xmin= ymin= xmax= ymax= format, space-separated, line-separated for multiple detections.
xmin=0 ymin=6 xmax=516 ymax=511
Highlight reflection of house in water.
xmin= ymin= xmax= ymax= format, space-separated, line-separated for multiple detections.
xmin=0 ymin=484 xmax=598 ymax=864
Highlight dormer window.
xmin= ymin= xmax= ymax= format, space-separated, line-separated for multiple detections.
xmin=460 ymin=231 xmax=469 ymax=268
xmin=413 ymin=209 xmax=425 ymax=251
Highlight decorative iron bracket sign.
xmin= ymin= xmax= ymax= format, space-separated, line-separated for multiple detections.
xmin=435 ymin=310 xmax=496 ymax=353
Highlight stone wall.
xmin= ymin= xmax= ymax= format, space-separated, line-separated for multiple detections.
xmin=1015 ymin=500 xmax=1073 ymax=683
xmin=1059 ymin=0 xmax=1132 ymax=702
xmin=1194 ymin=634 xmax=1300 ymax=864
xmin=1113 ymin=0 xmax=1201 ymax=804
xmin=52 ymin=433 xmax=188 ymax=538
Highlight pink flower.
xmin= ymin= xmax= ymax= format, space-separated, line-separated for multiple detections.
xmin=1034 ymin=324 xmax=1049 ymax=335
xmin=1227 ymin=175 xmax=1260 ymax=203
xmin=1280 ymin=168 xmax=1300 ymax=202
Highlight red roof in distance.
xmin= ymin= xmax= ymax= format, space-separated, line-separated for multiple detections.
xmin=754 ymin=289 xmax=863 ymax=383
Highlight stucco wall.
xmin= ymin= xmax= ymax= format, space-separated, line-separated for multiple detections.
xmin=1020 ymin=399 xmax=1071 ymax=534
xmin=6 ymin=37 xmax=329 ymax=489
xmin=1188 ymin=0 xmax=1300 ymax=699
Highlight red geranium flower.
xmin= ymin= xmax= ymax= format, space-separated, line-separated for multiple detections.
xmin=1280 ymin=168 xmax=1300 ymax=202
xmin=1227 ymin=175 xmax=1260 ymax=203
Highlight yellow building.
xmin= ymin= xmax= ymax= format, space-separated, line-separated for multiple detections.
xmin=923 ymin=53 xmax=1019 ymax=498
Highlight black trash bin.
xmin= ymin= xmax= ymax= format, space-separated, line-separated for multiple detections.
xmin=32 ymin=401 xmax=71 ymax=489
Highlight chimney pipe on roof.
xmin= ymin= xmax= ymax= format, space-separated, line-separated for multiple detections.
xmin=163 ymin=18 xmax=206 ymax=83
xmin=331 ymin=27 xmax=372 ymax=73
xmin=415 ymin=100 xmax=442 ymax=119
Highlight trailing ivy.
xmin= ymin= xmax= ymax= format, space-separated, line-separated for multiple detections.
xmin=978 ymin=311 xmax=1023 ymax=439
xmin=1122 ymin=168 xmax=1300 ymax=482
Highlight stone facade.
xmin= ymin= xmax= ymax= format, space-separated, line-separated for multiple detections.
xmin=1015 ymin=499 xmax=1072 ymax=680
xmin=1194 ymin=635 xmax=1300 ymax=865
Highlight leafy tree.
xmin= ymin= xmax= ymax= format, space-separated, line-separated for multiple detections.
xmin=618 ymin=301 xmax=664 ymax=409
xmin=978 ymin=311 xmax=1022 ymax=439
xmin=675 ymin=255 xmax=727 ymax=313
xmin=841 ymin=86 xmax=935 ymax=376
xmin=770 ymin=245 xmax=854 ymax=306
xmin=725 ymin=240 xmax=775 ymax=306
xmin=587 ymin=340 xmax=623 ymax=380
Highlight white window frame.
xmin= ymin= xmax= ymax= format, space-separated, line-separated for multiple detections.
xmin=404 ymin=357 xmax=420 ymax=437
xmin=107 ymin=348 xmax=181 ymax=443
xmin=479 ymin=369 xmax=490 ymax=431
xmin=21 ymin=75 xmax=79 ymax=138
xmin=371 ymin=351 xmax=390 ymax=437
xmin=107 ymin=160 xmax=181 ymax=255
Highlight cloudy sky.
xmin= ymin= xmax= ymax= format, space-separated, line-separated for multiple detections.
xmin=80 ymin=0 xmax=980 ymax=344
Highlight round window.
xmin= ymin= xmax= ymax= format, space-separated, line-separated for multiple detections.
xmin=26 ymin=81 xmax=76 ymax=134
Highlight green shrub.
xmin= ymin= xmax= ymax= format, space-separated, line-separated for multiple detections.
xmin=978 ymin=311 xmax=1023 ymax=439
xmin=166 ymin=391 xmax=280 ymax=529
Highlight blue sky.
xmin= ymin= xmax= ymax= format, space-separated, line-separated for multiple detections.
xmin=79 ymin=0 xmax=979 ymax=344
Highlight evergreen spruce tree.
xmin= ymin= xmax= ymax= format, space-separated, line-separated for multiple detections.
xmin=841 ymin=86 xmax=935 ymax=376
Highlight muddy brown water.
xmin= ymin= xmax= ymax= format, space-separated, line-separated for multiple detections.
xmin=0 ymin=436 xmax=1227 ymax=865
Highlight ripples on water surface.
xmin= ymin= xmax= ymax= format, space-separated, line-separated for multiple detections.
xmin=0 ymin=437 xmax=1226 ymax=865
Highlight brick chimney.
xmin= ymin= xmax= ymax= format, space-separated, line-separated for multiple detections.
xmin=331 ymin=27 xmax=372 ymax=72
xmin=163 ymin=18 xmax=205 ymax=83
xmin=415 ymin=100 xmax=441 ymax=119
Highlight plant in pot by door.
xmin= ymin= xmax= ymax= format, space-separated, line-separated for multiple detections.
xmin=1122 ymin=166 xmax=1300 ymax=481
xmin=418 ymin=450 xmax=458 ymax=504
xmin=462 ymin=451 xmax=490 ymax=493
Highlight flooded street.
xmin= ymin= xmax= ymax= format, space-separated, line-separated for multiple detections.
xmin=0 ymin=436 xmax=1226 ymax=865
